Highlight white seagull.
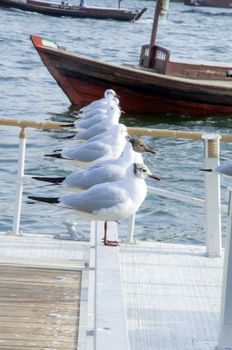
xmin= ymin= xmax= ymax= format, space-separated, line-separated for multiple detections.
xmin=58 ymin=101 xmax=121 ymax=142
xmin=28 ymin=163 xmax=160 ymax=246
xmin=74 ymin=97 xmax=120 ymax=126
xmin=78 ymin=89 xmax=118 ymax=115
xmin=74 ymin=104 xmax=121 ymax=141
xmin=45 ymin=124 xmax=128 ymax=168
xmin=33 ymin=137 xmax=156 ymax=191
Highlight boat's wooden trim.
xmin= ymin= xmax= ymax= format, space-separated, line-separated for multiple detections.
xmin=140 ymin=44 xmax=232 ymax=80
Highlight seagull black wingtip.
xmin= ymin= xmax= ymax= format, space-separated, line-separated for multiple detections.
xmin=27 ymin=196 xmax=60 ymax=204
xmin=200 ymin=168 xmax=212 ymax=172
xmin=44 ymin=153 xmax=63 ymax=159
xmin=59 ymin=123 xmax=75 ymax=128
xmin=32 ymin=176 xmax=65 ymax=184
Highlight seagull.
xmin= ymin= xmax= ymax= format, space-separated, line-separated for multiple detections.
xmin=78 ymin=89 xmax=118 ymax=115
xmin=58 ymin=100 xmax=122 ymax=141
xmin=45 ymin=124 xmax=128 ymax=168
xmin=201 ymin=161 xmax=232 ymax=177
xmin=74 ymin=104 xmax=121 ymax=141
xmin=74 ymin=97 xmax=120 ymax=126
xmin=32 ymin=137 xmax=156 ymax=191
xmin=28 ymin=163 xmax=160 ymax=246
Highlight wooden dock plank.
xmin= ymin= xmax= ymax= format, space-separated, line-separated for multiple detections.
xmin=0 ymin=264 xmax=82 ymax=350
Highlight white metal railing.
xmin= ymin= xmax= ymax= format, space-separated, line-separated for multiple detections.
xmin=12 ymin=128 xmax=26 ymax=235
xmin=0 ymin=118 xmax=70 ymax=236
xmin=0 ymin=119 xmax=230 ymax=256
xmin=126 ymin=132 xmax=224 ymax=258
xmin=1 ymin=118 xmax=232 ymax=350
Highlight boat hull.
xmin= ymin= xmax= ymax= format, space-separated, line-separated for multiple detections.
xmin=31 ymin=35 xmax=232 ymax=117
xmin=184 ymin=0 xmax=232 ymax=8
xmin=0 ymin=0 xmax=147 ymax=21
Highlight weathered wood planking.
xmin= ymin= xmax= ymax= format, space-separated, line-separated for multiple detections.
xmin=0 ymin=265 xmax=82 ymax=349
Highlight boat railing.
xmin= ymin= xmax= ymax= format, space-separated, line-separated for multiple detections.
xmin=139 ymin=44 xmax=170 ymax=73
xmin=0 ymin=118 xmax=232 ymax=258
xmin=139 ymin=44 xmax=232 ymax=79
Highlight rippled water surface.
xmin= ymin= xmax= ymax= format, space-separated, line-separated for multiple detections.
xmin=0 ymin=0 xmax=232 ymax=244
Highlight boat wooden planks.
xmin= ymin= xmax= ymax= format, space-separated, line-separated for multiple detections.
xmin=0 ymin=264 xmax=81 ymax=349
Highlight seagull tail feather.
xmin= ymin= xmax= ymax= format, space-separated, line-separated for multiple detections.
xmin=200 ymin=168 xmax=213 ymax=172
xmin=60 ymin=123 xmax=75 ymax=127
xmin=44 ymin=153 xmax=62 ymax=158
xmin=58 ymin=134 xmax=75 ymax=140
xmin=32 ymin=176 xmax=65 ymax=184
xmin=28 ymin=196 xmax=60 ymax=204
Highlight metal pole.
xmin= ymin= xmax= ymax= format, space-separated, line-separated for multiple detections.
xmin=202 ymin=133 xmax=221 ymax=257
xmin=217 ymin=188 xmax=232 ymax=350
xmin=12 ymin=128 xmax=26 ymax=235
xmin=148 ymin=0 xmax=169 ymax=66
xmin=149 ymin=0 xmax=161 ymax=50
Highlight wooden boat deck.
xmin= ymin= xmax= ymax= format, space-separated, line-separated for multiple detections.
xmin=0 ymin=228 xmax=224 ymax=349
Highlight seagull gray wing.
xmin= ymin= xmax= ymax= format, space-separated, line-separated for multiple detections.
xmin=76 ymin=125 xmax=107 ymax=140
xmin=215 ymin=161 xmax=232 ymax=176
xmin=62 ymin=142 xmax=109 ymax=162
xmin=61 ymin=184 xmax=128 ymax=214
xmin=63 ymin=164 xmax=124 ymax=189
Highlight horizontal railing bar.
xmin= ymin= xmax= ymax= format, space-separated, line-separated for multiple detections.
xmin=128 ymin=127 xmax=232 ymax=142
xmin=0 ymin=118 xmax=71 ymax=129
xmin=0 ymin=118 xmax=232 ymax=142
xmin=148 ymin=186 xmax=204 ymax=206
xmin=148 ymin=186 xmax=227 ymax=213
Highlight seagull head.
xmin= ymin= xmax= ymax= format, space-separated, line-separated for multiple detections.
xmin=104 ymin=89 xmax=119 ymax=101
xmin=129 ymin=137 xmax=156 ymax=154
xmin=133 ymin=163 xmax=160 ymax=181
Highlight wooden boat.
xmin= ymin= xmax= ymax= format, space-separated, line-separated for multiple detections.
xmin=0 ymin=0 xmax=147 ymax=21
xmin=31 ymin=0 xmax=232 ymax=116
xmin=184 ymin=0 xmax=232 ymax=9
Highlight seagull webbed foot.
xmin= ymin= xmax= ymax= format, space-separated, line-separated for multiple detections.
xmin=104 ymin=239 xmax=120 ymax=247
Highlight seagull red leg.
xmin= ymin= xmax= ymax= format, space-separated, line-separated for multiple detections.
xmin=103 ymin=221 xmax=119 ymax=247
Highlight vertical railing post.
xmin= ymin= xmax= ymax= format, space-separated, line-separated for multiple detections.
xmin=202 ymin=133 xmax=221 ymax=257
xmin=217 ymin=188 xmax=232 ymax=350
xmin=12 ymin=128 xmax=26 ymax=235
xmin=126 ymin=214 xmax=135 ymax=243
